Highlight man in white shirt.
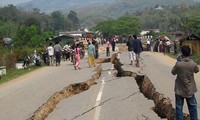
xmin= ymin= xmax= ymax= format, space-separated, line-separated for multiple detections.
xmin=146 ymin=38 xmax=151 ymax=51
xmin=63 ymin=43 xmax=70 ymax=61
xmin=47 ymin=43 xmax=54 ymax=65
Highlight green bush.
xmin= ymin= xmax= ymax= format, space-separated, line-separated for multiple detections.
xmin=0 ymin=54 xmax=3 ymax=66
xmin=191 ymin=54 xmax=200 ymax=64
xmin=13 ymin=47 xmax=47 ymax=62
xmin=14 ymin=49 xmax=30 ymax=61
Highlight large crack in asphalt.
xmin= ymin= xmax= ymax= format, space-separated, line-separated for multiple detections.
xmin=27 ymin=65 xmax=102 ymax=120
xmin=28 ymin=52 xmax=190 ymax=120
xmin=103 ymin=53 xmax=190 ymax=120
xmin=120 ymin=91 xmax=139 ymax=101
xmin=70 ymin=98 xmax=113 ymax=120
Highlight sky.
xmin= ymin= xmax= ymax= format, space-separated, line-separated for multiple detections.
xmin=0 ymin=0 xmax=31 ymax=6
xmin=1 ymin=0 xmax=200 ymax=7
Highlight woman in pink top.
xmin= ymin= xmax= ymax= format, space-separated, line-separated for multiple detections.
xmin=74 ymin=43 xmax=81 ymax=70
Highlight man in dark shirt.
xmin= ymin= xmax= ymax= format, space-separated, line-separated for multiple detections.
xmin=126 ymin=35 xmax=135 ymax=65
xmin=133 ymin=35 xmax=143 ymax=67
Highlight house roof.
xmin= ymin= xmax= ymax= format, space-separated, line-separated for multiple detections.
xmin=179 ymin=34 xmax=200 ymax=41
xmin=159 ymin=35 xmax=170 ymax=41
xmin=50 ymin=34 xmax=75 ymax=42
xmin=167 ymin=32 xmax=184 ymax=35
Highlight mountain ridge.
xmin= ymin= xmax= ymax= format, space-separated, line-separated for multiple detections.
xmin=17 ymin=0 xmax=197 ymax=14
xmin=16 ymin=0 xmax=198 ymax=27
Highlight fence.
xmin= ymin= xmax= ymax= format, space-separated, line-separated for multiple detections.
xmin=0 ymin=53 xmax=16 ymax=70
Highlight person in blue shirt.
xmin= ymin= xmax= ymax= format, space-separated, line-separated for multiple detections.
xmin=88 ymin=41 xmax=96 ymax=68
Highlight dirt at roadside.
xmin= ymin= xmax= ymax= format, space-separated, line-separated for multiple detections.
xmin=98 ymin=44 xmax=128 ymax=53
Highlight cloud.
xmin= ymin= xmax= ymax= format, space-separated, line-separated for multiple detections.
xmin=0 ymin=0 xmax=31 ymax=6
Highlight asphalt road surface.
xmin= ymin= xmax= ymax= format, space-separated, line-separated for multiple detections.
xmin=0 ymin=48 xmax=199 ymax=120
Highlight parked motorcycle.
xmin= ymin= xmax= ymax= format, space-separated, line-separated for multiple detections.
xmin=42 ymin=51 xmax=50 ymax=65
xmin=33 ymin=54 xmax=41 ymax=66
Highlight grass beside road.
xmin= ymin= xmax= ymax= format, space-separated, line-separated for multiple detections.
xmin=191 ymin=54 xmax=200 ymax=64
xmin=166 ymin=53 xmax=200 ymax=64
xmin=0 ymin=66 xmax=41 ymax=84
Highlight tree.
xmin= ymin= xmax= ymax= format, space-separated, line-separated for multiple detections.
xmin=0 ymin=21 xmax=18 ymax=39
xmin=67 ymin=10 xmax=80 ymax=30
xmin=189 ymin=16 xmax=200 ymax=36
xmin=14 ymin=25 xmax=52 ymax=49
xmin=95 ymin=16 xmax=141 ymax=38
xmin=51 ymin=11 xmax=65 ymax=32
xmin=0 ymin=4 xmax=20 ymax=23
xmin=180 ymin=16 xmax=191 ymax=36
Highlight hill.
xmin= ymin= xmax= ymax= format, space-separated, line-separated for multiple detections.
xmin=17 ymin=0 xmax=197 ymax=27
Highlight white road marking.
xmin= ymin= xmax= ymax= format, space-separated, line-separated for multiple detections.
xmin=96 ymin=92 xmax=102 ymax=102
xmin=94 ymin=77 xmax=105 ymax=120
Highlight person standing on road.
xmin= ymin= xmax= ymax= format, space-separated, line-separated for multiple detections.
xmin=146 ymin=38 xmax=150 ymax=51
xmin=63 ymin=43 xmax=70 ymax=61
xmin=47 ymin=43 xmax=54 ymax=65
xmin=88 ymin=41 xmax=96 ymax=68
xmin=74 ymin=43 xmax=81 ymax=70
xmin=174 ymin=41 xmax=177 ymax=54
xmin=94 ymin=40 xmax=99 ymax=59
xmin=106 ymin=39 xmax=110 ymax=57
xmin=133 ymin=35 xmax=143 ymax=67
xmin=126 ymin=35 xmax=135 ymax=65
xmin=171 ymin=45 xmax=199 ymax=120
xmin=111 ymin=36 xmax=116 ymax=52
xmin=54 ymin=41 xmax=63 ymax=66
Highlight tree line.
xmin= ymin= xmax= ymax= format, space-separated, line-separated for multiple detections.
xmin=136 ymin=3 xmax=200 ymax=36
xmin=0 ymin=5 xmax=80 ymax=67
xmin=0 ymin=5 xmax=80 ymax=49
xmin=1 ymin=3 xmax=200 ymax=68
xmin=94 ymin=3 xmax=200 ymax=39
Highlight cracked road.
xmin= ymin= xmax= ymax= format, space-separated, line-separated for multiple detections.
xmin=0 ymin=46 xmax=199 ymax=120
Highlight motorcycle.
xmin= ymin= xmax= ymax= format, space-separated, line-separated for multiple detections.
xmin=63 ymin=49 xmax=70 ymax=61
xmin=33 ymin=54 xmax=41 ymax=66
xmin=42 ymin=51 xmax=50 ymax=65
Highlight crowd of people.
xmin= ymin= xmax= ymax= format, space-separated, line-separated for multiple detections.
xmin=145 ymin=37 xmax=174 ymax=54
xmin=44 ymin=40 xmax=86 ymax=68
xmin=41 ymin=39 xmax=100 ymax=70
xmin=21 ymin=35 xmax=199 ymax=119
